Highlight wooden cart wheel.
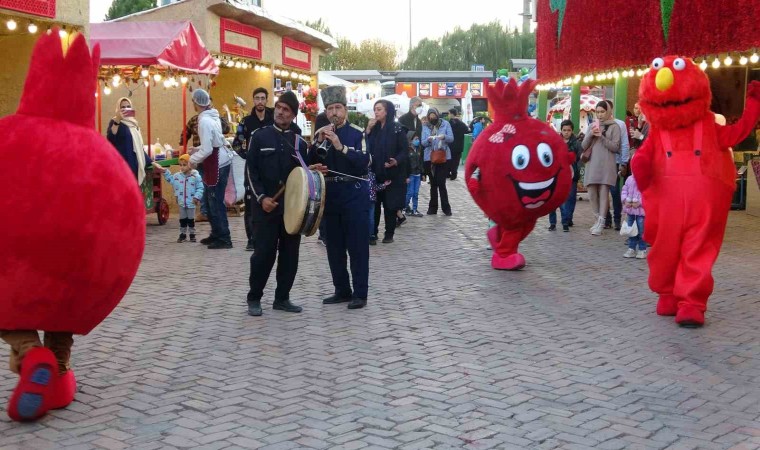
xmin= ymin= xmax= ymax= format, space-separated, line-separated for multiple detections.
xmin=157 ymin=200 xmax=170 ymax=225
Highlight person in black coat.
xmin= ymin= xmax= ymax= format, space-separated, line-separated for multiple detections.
xmin=366 ymin=100 xmax=408 ymax=244
xmin=398 ymin=96 xmax=423 ymax=140
xmin=447 ymin=107 xmax=470 ymax=180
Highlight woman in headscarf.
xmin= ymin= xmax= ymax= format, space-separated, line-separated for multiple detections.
xmin=421 ymin=107 xmax=454 ymax=215
xmin=107 ymin=97 xmax=152 ymax=186
xmin=366 ymin=100 xmax=408 ymax=244
xmin=582 ymin=100 xmax=621 ymax=235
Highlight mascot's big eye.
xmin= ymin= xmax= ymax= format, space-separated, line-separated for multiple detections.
xmin=651 ymin=57 xmax=665 ymax=70
xmin=537 ymin=143 xmax=554 ymax=167
xmin=511 ymin=145 xmax=530 ymax=170
xmin=673 ymin=58 xmax=686 ymax=71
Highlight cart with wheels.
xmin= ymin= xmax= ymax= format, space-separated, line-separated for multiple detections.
xmin=141 ymin=158 xmax=178 ymax=225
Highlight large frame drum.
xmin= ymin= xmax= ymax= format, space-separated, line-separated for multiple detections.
xmin=283 ymin=167 xmax=326 ymax=236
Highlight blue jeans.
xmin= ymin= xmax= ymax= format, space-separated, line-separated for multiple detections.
xmin=405 ymin=174 xmax=421 ymax=211
xmin=368 ymin=200 xmax=376 ymax=238
xmin=610 ymin=178 xmax=622 ymax=225
xmin=627 ymin=214 xmax=647 ymax=250
xmin=548 ymin=183 xmax=578 ymax=226
xmin=207 ymin=164 xmax=231 ymax=245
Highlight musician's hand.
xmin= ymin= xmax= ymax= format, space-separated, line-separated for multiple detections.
xmin=324 ymin=130 xmax=342 ymax=149
xmin=308 ymin=163 xmax=329 ymax=174
xmin=261 ymin=197 xmax=278 ymax=213
xmin=314 ymin=124 xmax=332 ymax=143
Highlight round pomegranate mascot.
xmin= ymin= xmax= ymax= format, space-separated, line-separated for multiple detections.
xmin=0 ymin=32 xmax=145 ymax=420
xmin=631 ymin=56 xmax=760 ymax=327
xmin=466 ymin=78 xmax=575 ymax=270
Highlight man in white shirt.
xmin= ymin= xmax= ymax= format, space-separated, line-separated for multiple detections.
xmin=189 ymin=89 xmax=233 ymax=249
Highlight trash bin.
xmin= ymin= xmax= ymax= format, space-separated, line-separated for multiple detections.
xmin=462 ymin=134 xmax=473 ymax=164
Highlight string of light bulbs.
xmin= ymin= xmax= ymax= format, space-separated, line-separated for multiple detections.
xmin=3 ymin=17 xmax=78 ymax=39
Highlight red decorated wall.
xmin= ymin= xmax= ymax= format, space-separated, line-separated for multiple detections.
xmin=0 ymin=0 xmax=56 ymax=18
xmin=536 ymin=0 xmax=760 ymax=81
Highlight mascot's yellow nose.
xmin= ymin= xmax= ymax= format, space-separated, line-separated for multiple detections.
xmin=656 ymin=67 xmax=674 ymax=91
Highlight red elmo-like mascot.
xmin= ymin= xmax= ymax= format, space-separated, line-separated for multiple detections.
xmin=465 ymin=78 xmax=575 ymax=270
xmin=632 ymin=56 xmax=760 ymax=327
xmin=0 ymin=32 xmax=145 ymax=420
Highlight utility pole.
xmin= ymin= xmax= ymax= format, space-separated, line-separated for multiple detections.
xmin=408 ymin=0 xmax=412 ymax=54
xmin=519 ymin=0 xmax=531 ymax=34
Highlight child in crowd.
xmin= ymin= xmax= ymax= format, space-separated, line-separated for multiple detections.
xmin=368 ymin=170 xmax=391 ymax=246
xmin=405 ymin=134 xmax=425 ymax=217
xmin=621 ymin=173 xmax=646 ymax=259
xmin=154 ymin=154 xmax=204 ymax=242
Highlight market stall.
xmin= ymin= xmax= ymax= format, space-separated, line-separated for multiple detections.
xmin=90 ymin=20 xmax=218 ymax=224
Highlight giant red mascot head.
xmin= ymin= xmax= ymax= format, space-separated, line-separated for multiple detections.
xmin=639 ymin=56 xmax=712 ymax=130
xmin=465 ymin=78 xmax=575 ymax=228
xmin=0 ymin=31 xmax=145 ymax=334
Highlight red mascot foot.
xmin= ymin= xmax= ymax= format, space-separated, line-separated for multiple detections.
xmin=7 ymin=347 xmax=58 ymax=422
xmin=656 ymin=294 xmax=678 ymax=316
xmin=50 ymin=371 xmax=77 ymax=410
xmin=675 ymin=304 xmax=705 ymax=328
xmin=491 ymin=252 xmax=526 ymax=270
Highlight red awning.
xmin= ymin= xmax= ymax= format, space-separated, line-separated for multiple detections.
xmin=90 ymin=21 xmax=218 ymax=75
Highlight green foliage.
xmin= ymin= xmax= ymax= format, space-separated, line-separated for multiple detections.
xmin=348 ymin=111 xmax=369 ymax=129
xmin=321 ymin=38 xmax=398 ymax=71
xmin=403 ymin=22 xmax=535 ymax=71
xmin=105 ymin=0 xmax=157 ymax=21
xmin=302 ymin=19 xmax=332 ymax=37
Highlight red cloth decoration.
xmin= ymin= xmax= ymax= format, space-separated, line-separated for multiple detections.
xmin=0 ymin=30 xmax=145 ymax=334
xmin=465 ymin=79 xmax=575 ymax=270
xmin=631 ymin=56 xmax=760 ymax=326
xmin=537 ymin=0 xmax=760 ymax=81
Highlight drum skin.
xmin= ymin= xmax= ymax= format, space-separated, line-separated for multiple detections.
xmin=283 ymin=167 xmax=325 ymax=236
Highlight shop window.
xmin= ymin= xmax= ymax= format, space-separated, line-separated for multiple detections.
xmin=0 ymin=0 xmax=56 ymax=18
xmin=219 ymin=18 xmax=262 ymax=59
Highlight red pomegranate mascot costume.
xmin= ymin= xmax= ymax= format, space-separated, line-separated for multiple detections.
xmin=0 ymin=31 xmax=144 ymax=420
xmin=632 ymin=56 xmax=760 ymax=327
xmin=465 ymin=78 xmax=575 ymax=270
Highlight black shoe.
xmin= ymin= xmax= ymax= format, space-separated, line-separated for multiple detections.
xmin=323 ymin=294 xmax=352 ymax=305
xmin=200 ymin=236 xmax=215 ymax=245
xmin=568 ymin=221 xmax=574 ymax=227
xmin=396 ymin=215 xmax=406 ymax=227
xmin=614 ymin=222 xmax=621 ymax=231
xmin=272 ymin=299 xmax=302 ymax=313
xmin=426 ymin=210 xmax=437 ymax=215
xmin=548 ymin=224 xmax=556 ymax=231
xmin=562 ymin=225 xmax=570 ymax=232
xmin=382 ymin=236 xmax=394 ymax=244
xmin=207 ymin=241 xmax=233 ymax=249
xmin=369 ymin=238 xmax=377 ymax=246
xmin=443 ymin=211 xmax=452 ymax=216
xmin=404 ymin=207 xmax=413 ymax=214
xmin=177 ymin=233 xmax=187 ymax=243
xmin=247 ymin=303 xmax=262 ymax=316
xmin=245 ymin=240 xmax=254 ymax=251
xmin=189 ymin=234 xmax=196 ymax=242
xmin=347 ymin=297 xmax=367 ymax=309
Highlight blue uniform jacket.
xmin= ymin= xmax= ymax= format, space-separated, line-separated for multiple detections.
xmin=309 ymin=122 xmax=370 ymax=214
xmin=246 ymin=125 xmax=309 ymax=221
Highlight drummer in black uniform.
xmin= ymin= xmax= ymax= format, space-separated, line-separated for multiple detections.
xmin=310 ymin=86 xmax=371 ymax=310
xmin=245 ymin=91 xmax=326 ymax=317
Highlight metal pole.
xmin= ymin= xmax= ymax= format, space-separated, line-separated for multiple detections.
xmin=408 ymin=0 xmax=412 ymax=54
xmin=182 ymin=83 xmax=187 ymax=154
xmin=147 ymin=82 xmax=152 ymax=147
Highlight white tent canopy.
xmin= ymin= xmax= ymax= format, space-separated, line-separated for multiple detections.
xmin=317 ymin=72 xmax=357 ymax=88
xmin=356 ymin=92 xmax=411 ymax=118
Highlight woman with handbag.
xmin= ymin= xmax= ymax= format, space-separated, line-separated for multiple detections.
xmin=421 ymin=108 xmax=454 ymax=215
xmin=581 ymin=100 xmax=621 ymax=235
xmin=366 ymin=100 xmax=408 ymax=244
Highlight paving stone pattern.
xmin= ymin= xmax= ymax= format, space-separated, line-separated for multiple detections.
xmin=2 ymin=178 xmax=760 ymax=449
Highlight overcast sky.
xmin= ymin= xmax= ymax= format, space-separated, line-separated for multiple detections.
xmin=90 ymin=0 xmax=529 ymax=55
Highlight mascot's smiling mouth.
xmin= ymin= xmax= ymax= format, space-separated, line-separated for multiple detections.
xmin=510 ymin=171 xmax=559 ymax=209
xmin=646 ymin=96 xmax=694 ymax=108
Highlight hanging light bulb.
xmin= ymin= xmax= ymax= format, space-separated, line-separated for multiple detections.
xmin=740 ymin=56 xmax=748 ymax=65
xmin=226 ymin=60 xmax=234 ymax=68
xmin=59 ymin=27 xmax=68 ymax=39
xmin=254 ymin=65 xmax=261 ymax=72
xmin=699 ymin=60 xmax=708 ymax=71
xmin=28 ymin=22 xmax=38 ymax=33
xmin=234 ymin=61 xmax=242 ymax=68
xmin=750 ymin=52 xmax=759 ymax=64
xmin=180 ymin=76 xmax=188 ymax=84
xmin=612 ymin=71 xmax=619 ymax=79
xmin=111 ymin=78 xmax=119 ymax=87
xmin=113 ymin=74 xmax=121 ymax=83
xmin=723 ymin=55 xmax=733 ymax=66
xmin=573 ymin=74 xmax=581 ymax=83
xmin=154 ymin=73 xmax=162 ymax=82
xmin=214 ymin=57 xmax=221 ymax=66
xmin=6 ymin=19 xmax=17 ymax=31
xmin=143 ymin=80 xmax=149 ymax=87
xmin=163 ymin=79 xmax=171 ymax=88
xmin=104 ymin=86 xmax=112 ymax=95
xmin=711 ymin=58 xmax=720 ymax=69
xmin=141 ymin=68 xmax=149 ymax=78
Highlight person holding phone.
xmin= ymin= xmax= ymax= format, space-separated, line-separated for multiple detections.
xmin=106 ymin=97 xmax=152 ymax=185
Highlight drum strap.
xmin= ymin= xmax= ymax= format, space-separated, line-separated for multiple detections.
xmin=292 ymin=135 xmax=317 ymax=200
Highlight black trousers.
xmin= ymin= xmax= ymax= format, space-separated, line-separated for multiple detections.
xmin=448 ymin=151 xmax=462 ymax=179
xmin=244 ymin=194 xmax=254 ymax=242
xmin=325 ymin=209 xmax=369 ymax=299
xmin=428 ymin=163 xmax=451 ymax=214
xmin=373 ymin=190 xmax=397 ymax=238
xmin=247 ymin=218 xmax=301 ymax=305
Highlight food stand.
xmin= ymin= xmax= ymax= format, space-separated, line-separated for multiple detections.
xmin=90 ymin=21 xmax=218 ymax=224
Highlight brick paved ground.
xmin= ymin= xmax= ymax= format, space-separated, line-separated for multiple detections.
xmin=2 ymin=178 xmax=760 ymax=449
